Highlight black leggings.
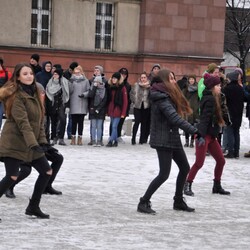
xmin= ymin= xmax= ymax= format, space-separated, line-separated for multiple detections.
xmin=142 ymin=147 xmax=190 ymax=200
xmin=0 ymin=156 xmax=51 ymax=200
xmin=71 ymin=114 xmax=85 ymax=136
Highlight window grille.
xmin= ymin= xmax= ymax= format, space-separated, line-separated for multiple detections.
xmin=95 ymin=2 xmax=114 ymax=51
xmin=31 ymin=0 xmax=51 ymax=47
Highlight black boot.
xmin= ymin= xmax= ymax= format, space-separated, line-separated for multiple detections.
xmin=137 ymin=197 xmax=156 ymax=214
xmin=25 ymin=198 xmax=50 ymax=219
xmin=106 ymin=141 xmax=113 ymax=147
xmin=5 ymin=187 xmax=16 ymax=199
xmin=212 ymin=180 xmax=230 ymax=195
xmin=131 ymin=137 xmax=136 ymax=145
xmin=184 ymin=181 xmax=194 ymax=196
xmin=224 ymin=150 xmax=234 ymax=159
xmin=189 ymin=139 xmax=194 ymax=148
xmin=184 ymin=138 xmax=189 ymax=147
xmin=43 ymin=186 xmax=62 ymax=195
xmin=173 ymin=196 xmax=195 ymax=212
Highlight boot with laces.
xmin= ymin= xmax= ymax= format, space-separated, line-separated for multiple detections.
xmin=137 ymin=197 xmax=156 ymax=214
xmin=173 ymin=196 xmax=195 ymax=212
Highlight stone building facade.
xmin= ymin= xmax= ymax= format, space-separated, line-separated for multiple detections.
xmin=0 ymin=0 xmax=226 ymax=82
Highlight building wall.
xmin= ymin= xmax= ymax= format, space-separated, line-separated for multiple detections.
xmin=139 ymin=0 xmax=226 ymax=57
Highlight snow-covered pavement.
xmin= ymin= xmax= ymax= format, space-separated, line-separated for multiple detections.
xmin=0 ymin=118 xmax=250 ymax=250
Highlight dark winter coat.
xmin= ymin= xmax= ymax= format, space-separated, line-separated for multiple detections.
xmin=197 ymin=89 xmax=221 ymax=138
xmin=149 ymin=84 xmax=197 ymax=149
xmin=35 ymin=61 xmax=52 ymax=88
xmin=88 ymin=85 xmax=107 ymax=120
xmin=0 ymin=86 xmax=47 ymax=162
xmin=182 ymin=84 xmax=199 ymax=124
xmin=223 ymin=81 xmax=245 ymax=128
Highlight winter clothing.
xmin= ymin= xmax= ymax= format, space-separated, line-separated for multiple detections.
xmin=31 ymin=53 xmax=40 ymax=62
xmin=35 ymin=61 xmax=52 ymax=88
xmin=94 ymin=65 xmax=104 ymax=74
xmin=112 ymin=72 xmax=121 ymax=80
xmin=203 ymin=73 xmax=221 ymax=89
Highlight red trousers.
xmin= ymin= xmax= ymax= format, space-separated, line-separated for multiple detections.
xmin=187 ymin=135 xmax=225 ymax=182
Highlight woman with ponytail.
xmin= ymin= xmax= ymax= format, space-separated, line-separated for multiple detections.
xmin=184 ymin=73 xmax=230 ymax=197
xmin=137 ymin=69 xmax=199 ymax=214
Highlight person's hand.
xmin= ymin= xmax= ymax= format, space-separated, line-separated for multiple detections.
xmin=78 ymin=94 xmax=85 ymax=98
xmin=45 ymin=145 xmax=58 ymax=155
xmin=39 ymin=143 xmax=51 ymax=152
xmin=195 ymin=132 xmax=205 ymax=147
xmin=31 ymin=145 xmax=44 ymax=153
xmin=65 ymin=107 xmax=70 ymax=115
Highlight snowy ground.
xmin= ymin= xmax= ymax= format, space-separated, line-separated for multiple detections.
xmin=0 ymin=116 xmax=250 ymax=250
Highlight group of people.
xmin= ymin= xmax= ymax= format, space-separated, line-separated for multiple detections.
xmin=0 ymin=54 xmax=249 ymax=222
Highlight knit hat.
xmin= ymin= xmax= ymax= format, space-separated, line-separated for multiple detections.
xmin=54 ymin=68 xmax=63 ymax=78
xmin=112 ymin=72 xmax=121 ymax=80
xmin=69 ymin=62 xmax=78 ymax=70
xmin=30 ymin=53 xmax=40 ymax=62
xmin=204 ymin=73 xmax=221 ymax=89
xmin=226 ymin=71 xmax=240 ymax=82
xmin=235 ymin=67 xmax=243 ymax=76
xmin=119 ymin=67 xmax=128 ymax=75
xmin=151 ymin=64 xmax=161 ymax=71
xmin=94 ymin=75 xmax=103 ymax=83
xmin=95 ymin=65 xmax=104 ymax=74
xmin=188 ymin=75 xmax=196 ymax=81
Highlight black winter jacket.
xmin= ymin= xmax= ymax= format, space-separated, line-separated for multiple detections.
xmin=149 ymin=87 xmax=197 ymax=149
xmin=197 ymin=89 xmax=221 ymax=138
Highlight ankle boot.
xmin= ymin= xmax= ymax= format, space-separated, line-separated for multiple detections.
xmin=137 ymin=197 xmax=156 ymax=214
xmin=190 ymin=139 xmax=194 ymax=148
xmin=58 ymin=139 xmax=66 ymax=146
xmin=184 ymin=181 xmax=194 ymax=196
xmin=173 ymin=196 xmax=195 ymax=212
xmin=70 ymin=135 xmax=76 ymax=145
xmin=106 ymin=141 xmax=113 ymax=147
xmin=184 ymin=138 xmax=189 ymax=147
xmin=212 ymin=180 xmax=230 ymax=195
xmin=77 ymin=136 xmax=83 ymax=146
xmin=131 ymin=137 xmax=136 ymax=145
xmin=25 ymin=198 xmax=50 ymax=219
xmin=43 ymin=186 xmax=62 ymax=195
xmin=5 ymin=187 xmax=16 ymax=199
xmin=224 ymin=150 xmax=234 ymax=159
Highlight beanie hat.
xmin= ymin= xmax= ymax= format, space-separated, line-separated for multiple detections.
xmin=207 ymin=63 xmax=218 ymax=73
xmin=226 ymin=71 xmax=240 ymax=82
xmin=54 ymin=68 xmax=63 ymax=78
xmin=119 ymin=67 xmax=128 ymax=75
xmin=95 ymin=65 xmax=104 ymax=74
xmin=53 ymin=64 xmax=62 ymax=70
xmin=112 ymin=72 xmax=121 ymax=80
xmin=204 ymin=73 xmax=221 ymax=89
xmin=69 ymin=62 xmax=78 ymax=70
xmin=30 ymin=53 xmax=40 ymax=62
xmin=151 ymin=64 xmax=161 ymax=71
xmin=94 ymin=75 xmax=103 ymax=83
xmin=235 ymin=67 xmax=243 ymax=76
xmin=188 ymin=75 xmax=196 ymax=81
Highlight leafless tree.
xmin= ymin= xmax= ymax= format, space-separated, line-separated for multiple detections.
xmin=225 ymin=0 xmax=250 ymax=81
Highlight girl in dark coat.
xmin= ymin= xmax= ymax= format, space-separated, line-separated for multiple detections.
xmin=184 ymin=74 xmax=230 ymax=196
xmin=0 ymin=63 xmax=53 ymax=221
xmin=137 ymin=69 xmax=198 ymax=214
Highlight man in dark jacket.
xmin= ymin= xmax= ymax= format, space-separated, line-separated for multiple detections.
xmin=30 ymin=53 xmax=42 ymax=74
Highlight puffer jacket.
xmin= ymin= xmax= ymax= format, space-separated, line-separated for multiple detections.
xmin=0 ymin=86 xmax=47 ymax=162
xmin=149 ymin=87 xmax=197 ymax=149
xmin=197 ymin=89 xmax=221 ymax=138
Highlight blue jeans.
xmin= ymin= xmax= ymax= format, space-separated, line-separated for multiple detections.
xmin=227 ymin=125 xmax=240 ymax=153
xmin=91 ymin=119 xmax=104 ymax=142
xmin=109 ymin=117 xmax=120 ymax=142
xmin=67 ymin=114 xmax=72 ymax=138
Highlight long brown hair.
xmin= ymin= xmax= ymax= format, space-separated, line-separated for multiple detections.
xmin=3 ymin=63 xmax=44 ymax=118
xmin=212 ymin=89 xmax=225 ymax=127
xmin=157 ymin=69 xmax=193 ymax=117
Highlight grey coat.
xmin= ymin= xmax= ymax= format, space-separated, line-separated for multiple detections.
xmin=149 ymin=90 xmax=197 ymax=149
xmin=130 ymin=82 xmax=150 ymax=109
xmin=69 ymin=76 xmax=90 ymax=115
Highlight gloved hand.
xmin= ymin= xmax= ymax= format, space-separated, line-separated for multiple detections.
xmin=65 ymin=107 xmax=70 ymax=115
xmin=195 ymin=132 xmax=205 ymax=147
xmin=78 ymin=94 xmax=85 ymax=98
xmin=39 ymin=143 xmax=51 ymax=152
xmin=31 ymin=145 xmax=45 ymax=153
xmin=45 ymin=145 xmax=58 ymax=155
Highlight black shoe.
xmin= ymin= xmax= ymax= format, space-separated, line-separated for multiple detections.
xmin=43 ymin=186 xmax=62 ymax=195
xmin=5 ymin=188 xmax=16 ymax=199
xmin=212 ymin=180 xmax=230 ymax=195
xmin=173 ymin=196 xmax=195 ymax=212
xmin=183 ymin=181 xmax=194 ymax=196
xmin=131 ymin=138 xmax=136 ymax=145
xmin=137 ymin=197 xmax=156 ymax=214
xmin=106 ymin=141 xmax=113 ymax=147
xmin=25 ymin=199 xmax=50 ymax=219
xmin=113 ymin=141 xmax=118 ymax=147
xmin=224 ymin=151 xmax=234 ymax=159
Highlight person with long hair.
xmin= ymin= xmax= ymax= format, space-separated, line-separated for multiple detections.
xmin=137 ymin=69 xmax=199 ymax=214
xmin=0 ymin=63 xmax=53 ymax=221
xmin=184 ymin=73 xmax=230 ymax=196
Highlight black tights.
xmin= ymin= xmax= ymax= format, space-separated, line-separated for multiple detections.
xmin=142 ymin=147 xmax=190 ymax=200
